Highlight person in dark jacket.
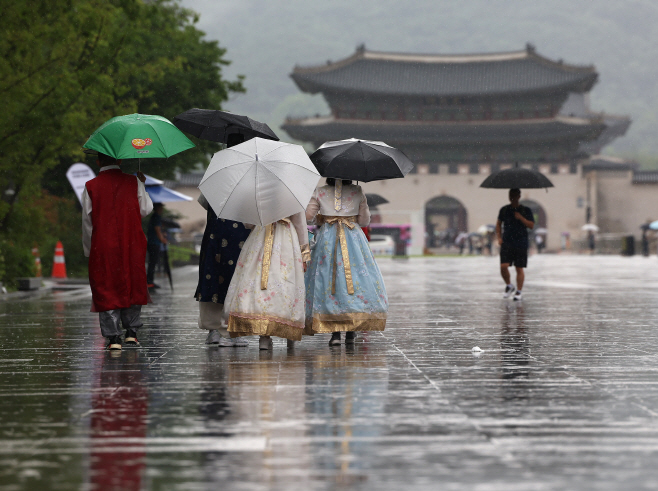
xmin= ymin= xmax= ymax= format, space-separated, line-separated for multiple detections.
xmin=496 ymin=188 xmax=535 ymax=301
xmin=195 ymin=134 xmax=252 ymax=346
xmin=146 ymin=203 xmax=167 ymax=289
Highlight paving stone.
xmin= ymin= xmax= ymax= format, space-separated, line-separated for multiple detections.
xmin=1 ymin=256 xmax=658 ymax=490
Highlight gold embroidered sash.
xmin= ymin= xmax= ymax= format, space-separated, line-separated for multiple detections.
xmin=324 ymin=215 xmax=357 ymax=295
xmin=261 ymin=218 xmax=291 ymax=290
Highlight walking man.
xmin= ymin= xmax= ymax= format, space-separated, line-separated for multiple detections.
xmin=82 ymin=152 xmax=153 ymax=350
xmin=496 ymin=188 xmax=534 ymax=301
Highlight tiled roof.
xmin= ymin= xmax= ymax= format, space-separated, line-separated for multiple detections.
xmin=291 ymin=45 xmax=597 ymax=97
xmin=583 ymin=156 xmax=637 ymax=173
xmin=282 ymin=116 xmax=605 ymax=146
xmin=632 ymin=171 xmax=658 ymax=184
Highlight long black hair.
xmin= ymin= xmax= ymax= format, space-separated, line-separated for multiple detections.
xmin=325 ymin=178 xmax=353 ymax=186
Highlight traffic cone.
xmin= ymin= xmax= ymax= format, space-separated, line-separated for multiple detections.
xmin=52 ymin=241 xmax=67 ymax=278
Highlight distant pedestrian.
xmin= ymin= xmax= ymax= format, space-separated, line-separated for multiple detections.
xmin=587 ymin=231 xmax=596 ymax=254
xmin=496 ymin=188 xmax=535 ymax=301
xmin=642 ymin=222 xmax=650 ymax=256
xmin=146 ymin=203 xmax=167 ymax=289
xmin=82 ymin=152 xmax=153 ymax=350
xmin=534 ymin=233 xmax=544 ymax=253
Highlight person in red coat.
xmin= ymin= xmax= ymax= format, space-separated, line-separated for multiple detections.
xmin=82 ymin=152 xmax=153 ymax=350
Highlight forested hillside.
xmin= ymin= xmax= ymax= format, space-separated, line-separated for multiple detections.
xmin=183 ymin=0 xmax=658 ymax=166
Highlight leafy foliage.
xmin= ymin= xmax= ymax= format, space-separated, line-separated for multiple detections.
xmin=0 ymin=0 xmax=243 ymax=282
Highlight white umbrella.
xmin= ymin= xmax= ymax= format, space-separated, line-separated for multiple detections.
xmin=199 ymin=137 xmax=321 ymax=226
xmin=581 ymin=224 xmax=599 ymax=232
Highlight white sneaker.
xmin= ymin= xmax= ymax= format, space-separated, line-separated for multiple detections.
xmin=503 ymin=285 xmax=516 ymax=299
xmin=232 ymin=337 xmax=249 ymax=347
xmin=259 ymin=336 xmax=273 ymax=350
xmin=205 ymin=330 xmax=222 ymax=344
xmin=217 ymin=336 xmax=234 ymax=347
xmin=513 ymin=291 xmax=523 ymax=301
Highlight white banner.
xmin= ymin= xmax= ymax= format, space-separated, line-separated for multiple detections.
xmin=66 ymin=163 xmax=96 ymax=204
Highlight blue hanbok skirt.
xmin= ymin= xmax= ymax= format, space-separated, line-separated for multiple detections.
xmin=305 ymin=220 xmax=388 ymax=333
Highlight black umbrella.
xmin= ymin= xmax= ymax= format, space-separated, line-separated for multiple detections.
xmin=310 ymin=139 xmax=414 ymax=182
xmin=172 ymin=108 xmax=279 ymax=143
xmin=480 ymin=163 xmax=554 ymax=189
xmin=366 ymin=194 xmax=389 ymax=207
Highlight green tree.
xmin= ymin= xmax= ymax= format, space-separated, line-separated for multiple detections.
xmin=0 ymin=0 xmax=243 ymax=283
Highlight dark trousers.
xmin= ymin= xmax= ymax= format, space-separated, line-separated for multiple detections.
xmin=99 ymin=305 xmax=142 ymax=337
xmin=147 ymin=243 xmax=160 ymax=284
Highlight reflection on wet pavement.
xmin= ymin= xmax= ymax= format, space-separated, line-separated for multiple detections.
xmin=1 ymin=256 xmax=658 ymax=490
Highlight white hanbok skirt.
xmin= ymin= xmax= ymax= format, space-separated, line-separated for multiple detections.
xmin=224 ymin=220 xmax=306 ymax=341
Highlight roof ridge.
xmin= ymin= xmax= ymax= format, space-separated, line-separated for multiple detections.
xmin=292 ymin=45 xmax=595 ymax=75
xmin=285 ymin=115 xmax=601 ymax=128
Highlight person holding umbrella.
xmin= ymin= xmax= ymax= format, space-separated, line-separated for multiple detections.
xmin=82 ymin=152 xmax=153 ymax=350
xmin=82 ymin=113 xmax=194 ymax=350
xmin=172 ymin=109 xmax=281 ymax=347
xmin=197 ymin=137 xmax=320 ymax=350
xmin=304 ymin=138 xmax=413 ymax=345
xmin=305 ymin=178 xmax=389 ymax=345
xmin=496 ymin=189 xmax=535 ymax=301
xmin=481 ymin=163 xmax=551 ymax=301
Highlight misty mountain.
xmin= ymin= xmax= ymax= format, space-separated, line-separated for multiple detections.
xmin=182 ymin=0 xmax=658 ymax=166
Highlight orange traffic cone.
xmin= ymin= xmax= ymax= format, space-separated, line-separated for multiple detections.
xmin=52 ymin=241 xmax=67 ymax=278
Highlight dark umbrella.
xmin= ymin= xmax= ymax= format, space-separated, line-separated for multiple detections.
xmin=172 ymin=108 xmax=279 ymax=143
xmin=366 ymin=194 xmax=389 ymax=208
xmin=310 ymin=139 xmax=414 ymax=182
xmin=480 ymin=162 xmax=554 ymax=189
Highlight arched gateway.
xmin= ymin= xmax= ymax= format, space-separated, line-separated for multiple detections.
xmin=425 ymin=196 xmax=468 ymax=248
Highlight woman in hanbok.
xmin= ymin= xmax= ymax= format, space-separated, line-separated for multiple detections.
xmin=223 ymin=212 xmax=311 ymax=350
xmin=305 ymin=179 xmax=388 ymax=345
xmin=195 ymin=196 xmax=251 ymax=346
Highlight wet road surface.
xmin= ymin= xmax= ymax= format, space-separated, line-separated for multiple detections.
xmin=1 ymin=255 xmax=658 ymax=490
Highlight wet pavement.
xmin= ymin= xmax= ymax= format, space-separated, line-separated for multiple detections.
xmin=2 ymin=255 xmax=658 ymax=490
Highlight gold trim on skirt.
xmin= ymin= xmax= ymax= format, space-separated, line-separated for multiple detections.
xmin=305 ymin=312 xmax=387 ymax=333
xmin=228 ymin=313 xmax=304 ymax=341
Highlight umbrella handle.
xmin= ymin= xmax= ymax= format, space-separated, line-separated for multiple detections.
xmin=138 ymin=158 xmax=140 ymax=172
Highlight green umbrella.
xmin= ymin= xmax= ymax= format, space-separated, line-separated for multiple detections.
xmin=83 ymin=113 xmax=195 ymax=160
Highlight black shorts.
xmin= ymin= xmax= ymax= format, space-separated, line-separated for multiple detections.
xmin=500 ymin=244 xmax=528 ymax=268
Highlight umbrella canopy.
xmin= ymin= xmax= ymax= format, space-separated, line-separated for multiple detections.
xmin=310 ymin=138 xmax=414 ymax=182
xmin=582 ymin=224 xmax=600 ymax=232
xmin=366 ymin=193 xmax=389 ymax=208
xmin=648 ymin=220 xmax=658 ymax=230
xmin=83 ymin=114 xmax=195 ymax=160
xmin=534 ymin=227 xmax=549 ymax=234
xmin=477 ymin=224 xmax=495 ymax=234
xmin=139 ymin=174 xmax=193 ymax=203
xmin=173 ymin=108 xmax=279 ymax=143
xmin=199 ymin=137 xmax=321 ymax=226
xmin=480 ymin=163 xmax=554 ymax=189
xmin=146 ymin=185 xmax=193 ymax=203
